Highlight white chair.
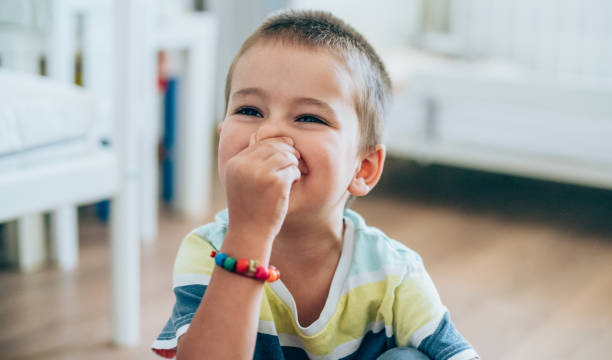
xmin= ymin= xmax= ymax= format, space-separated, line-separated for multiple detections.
xmin=0 ymin=0 xmax=218 ymax=346
xmin=0 ymin=0 xmax=121 ymax=272
xmin=0 ymin=69 xmax=112 ymax=270
xmin=0 ymin=68 xmax=141 ymax=345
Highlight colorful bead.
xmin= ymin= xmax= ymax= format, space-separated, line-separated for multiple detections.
xmin=235 ymin=259 xmax=249 ymax=273
xmin=214 ymin=253 xmax=228 ymax=267
xmin=254 ymin=266 xmax=269 ymax=280
xmin=223 ymin=257 xmax=237 ymax=271
xmin=248 ymin=260 xmax=258 ymax=274
xmin=266 ymin=267 xmax=280 ymax=282
xmin=212 ymin=252 xmax=278 ymax=282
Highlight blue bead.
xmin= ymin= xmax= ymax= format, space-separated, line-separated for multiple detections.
xmin=215 ymin=253 xmax=228 ymax=267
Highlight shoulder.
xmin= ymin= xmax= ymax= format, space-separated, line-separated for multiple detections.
xmin=173 ymin=209 xmax=229 ymax=277
xmin=344 ymin=210 xmax=450 ymax=345
xmin=190 ymin=209 xmax=229 ymax=249
xmin=344 ymin=209 xmax=425 ymax=278
xmin=343 ymin=212 xmax=478 ymax=359
xmin=344 ymin=209 xmax=437 ymax=306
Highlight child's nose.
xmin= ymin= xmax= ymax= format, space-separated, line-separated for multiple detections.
xmin=254 ymin=117 xmax=289 ymax=143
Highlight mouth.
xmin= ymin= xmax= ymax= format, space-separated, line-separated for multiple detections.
xmin=298 ymin=158 xmax=309 ymax=176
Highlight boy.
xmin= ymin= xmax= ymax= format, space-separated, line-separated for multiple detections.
xmin=152 ymin=10 xmax=478 ymax=360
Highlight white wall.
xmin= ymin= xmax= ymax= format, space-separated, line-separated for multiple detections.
xmin=450 ymin=0 xmax=612 ymax=84
xmin=290 ymin=0 xmax=422 ymax=51
xmin=209 ymin=0 xmax=281 ymax=121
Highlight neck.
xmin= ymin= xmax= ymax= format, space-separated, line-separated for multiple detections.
xmin=271 ymin=206 xmax=345 ymax=266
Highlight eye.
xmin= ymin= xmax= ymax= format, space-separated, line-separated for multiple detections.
xmin=235 ymin=106 xmax=263 ymax=117
xmin=297 ymin=115 xmax=326 ymax=125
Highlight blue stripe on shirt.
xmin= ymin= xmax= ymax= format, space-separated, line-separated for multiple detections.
xmin=418 ymin=312 xmax=473 ymax=360
xmin=157 ymin=284 xmax=206 ymax=340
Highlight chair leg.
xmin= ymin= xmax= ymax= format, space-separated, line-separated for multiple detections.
xmin=17 ymin=214 xmax=46 ymax=273
xmin=52 ymin=205 xmax=78 ymax=271
xmin=111 ymin=192 xmax=140 ymax=346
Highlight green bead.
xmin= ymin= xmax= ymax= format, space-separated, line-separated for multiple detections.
xmin=223 ymin=257 xmax=237 ymax=272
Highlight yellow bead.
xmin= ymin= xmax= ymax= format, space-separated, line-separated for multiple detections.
xmin=248 ymin=260 xmax=259 ymax=275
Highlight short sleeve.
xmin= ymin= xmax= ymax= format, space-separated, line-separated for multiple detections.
xmin=417 ymin=312 xmax=479 ymax=360
xmin=393 ymin=267 xmax=478 ymax=360
xmin=392 ymin=266 xmax=447 ymax=347
xmin=151 ymin=232 xmax=217 ymax=358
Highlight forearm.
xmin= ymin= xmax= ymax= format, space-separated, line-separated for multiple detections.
xmin=177 ymin=268 xmax=265 ymax=359
xmin=176 ymin=231 xmax=273 ymax=360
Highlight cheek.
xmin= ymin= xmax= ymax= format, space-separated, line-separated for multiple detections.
xmin=335 ymin=139 xmax=360 ymax=183
xmin=217 ymin=136 xmax=235 ymax=164
xmin=217 ymin=128 xmax=248 ymax=181
xmin=305 ymin=138 xmax=357 ymax=182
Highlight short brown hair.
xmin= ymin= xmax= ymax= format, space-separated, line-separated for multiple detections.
xmin=224 ymin=10 xmax=392 ymax=152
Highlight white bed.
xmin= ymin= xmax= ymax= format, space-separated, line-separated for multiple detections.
xmin=381 ymin=47 xmax=612 ymax=190
xmin=379 ymin=0 xmax=612 ymax=190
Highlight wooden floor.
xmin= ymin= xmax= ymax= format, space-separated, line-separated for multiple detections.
xmin=1 ymin=158 xmax=612 ymax=359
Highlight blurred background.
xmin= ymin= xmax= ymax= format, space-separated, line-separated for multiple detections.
xmin=1 ymin=0 xmax=611 ymax=359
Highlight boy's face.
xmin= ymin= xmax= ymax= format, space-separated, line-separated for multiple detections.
xmin=218 ymin=42 xmax=362 ymax=217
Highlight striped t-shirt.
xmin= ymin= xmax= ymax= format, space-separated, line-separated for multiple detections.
xmin=152 ymin=209 xmax=478 ymax=360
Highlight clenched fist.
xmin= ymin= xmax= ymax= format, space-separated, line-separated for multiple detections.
xmin=223 ymin=134 xmax=302 ymax=248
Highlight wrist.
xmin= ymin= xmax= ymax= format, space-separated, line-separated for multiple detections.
xmin=211 ymin=251 xmax=280 ymax=283
xmin=221 ymin=227 xmax=275 ymax=265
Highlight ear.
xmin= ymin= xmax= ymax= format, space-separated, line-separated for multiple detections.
xmin=348 ymin=144 xmax=386 ymax=197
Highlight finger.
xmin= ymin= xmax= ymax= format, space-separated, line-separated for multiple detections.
xmin=248 ymin=140 xmax=300 ymax=163
xmin=256 ymin=136 xmax=294 ymax=148
xmin=265 ymin=150 xmax=299 ymax=169
xmin=289 ymin=165 xmax=302 ymax=184
xmin=292 ymin=166 xmax=301 ymax=183
xmin=277 ymin=164 xmax=301 ymax=185
xmin=258 ymin=141 xmax=300 ymax=160
xmin=255 ymin=132 xmax=294 ymax=146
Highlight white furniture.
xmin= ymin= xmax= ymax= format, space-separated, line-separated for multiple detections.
xmin=385 ymin=68 xmax=612 ymax=190
xmin=0 ymin=0 xmax=148 ymax=346
xmin=1 ymin=0 xmax=220 ymax=346
xmin=0 ymin=67 xmax=113 ymax=269
xmin=0 ymin=67 xmax=140 ymax=346
xmin=382 ymin=0 xmax=612 ymax=190
xmin=0 ymin=0 xmax=117 ymax=272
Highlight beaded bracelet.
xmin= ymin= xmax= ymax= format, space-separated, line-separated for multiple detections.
xmin=210 ymin=251 xmax=280 ymax=282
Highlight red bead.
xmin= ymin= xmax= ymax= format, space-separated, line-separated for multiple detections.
xmin=235 ymin=259 xmax=249 ymax=273
xmin=254 ymin=266 xmax=269 ymax=281
xmin=210 ymin=250 xmax=217 ymax=258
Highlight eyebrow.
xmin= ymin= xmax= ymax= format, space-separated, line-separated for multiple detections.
xmin=231 ymin=87 xmax=267 ymax=101
xmin=292 ymin=97 xmax=335 ymax=115
xmin=231 ymin=87 xmax=335 ymax=114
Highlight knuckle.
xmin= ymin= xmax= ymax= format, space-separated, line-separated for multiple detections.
xmin=279 ymin=152 xmax=294 ymax=163
xmin=284 ymin=151 xmax=298 ymax=163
